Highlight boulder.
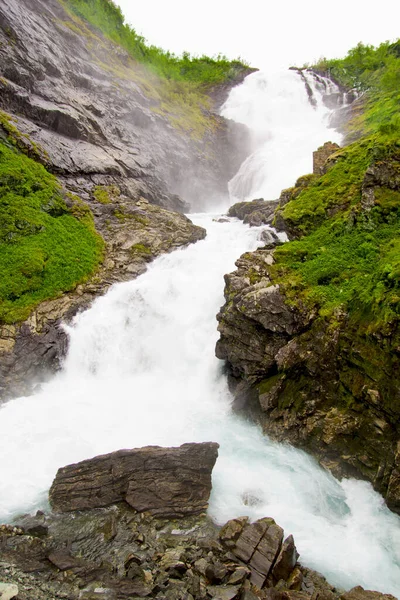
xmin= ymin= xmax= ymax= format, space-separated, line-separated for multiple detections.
xmin=49 ymin=442 xmax=219 ymax=517
xmin=0 ymin=584 xmax=18 ymax=600
xmin=220 ymin=517 xmax=289 ymax=590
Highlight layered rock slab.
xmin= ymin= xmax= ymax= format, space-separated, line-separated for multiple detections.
xmin=49 ymin=442 xmax=219 ymax=517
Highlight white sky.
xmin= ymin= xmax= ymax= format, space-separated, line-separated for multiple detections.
xmin=116 ymin=0 xmax=399 ymax=70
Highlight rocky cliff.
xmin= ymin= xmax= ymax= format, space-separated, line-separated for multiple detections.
xmin=0 ymin=0 xmax=251 ymax=401
xmin=216 ymin=139 xmax=400 ymax=512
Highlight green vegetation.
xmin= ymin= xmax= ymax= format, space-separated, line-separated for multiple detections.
xmin=272 ymin=41 xmax=400 ymax=331
xmin=0 ymin=139 xmax=104 ymax=323
xmin=64 ymin=0 xmax=248 ymax=87
xmin=93 ymin=184 xmax=120 ymax=204
xmin=130 ymin=243 xmax=152 ymax=257
xmin=314 ymin=40 xmax=400 ymax=138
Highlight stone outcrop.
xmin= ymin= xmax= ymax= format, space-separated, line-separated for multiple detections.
xmin=0 ymin=0 xmax=252 ymax=401
xmin=0 ymin=0 xmax=251 ymax=213
xmin=216 ymin=249 xmax=312 ymax=381
xmin=228 ymin=199 xmax=280 ymax=228
xmin=312 ymin=142 xmax=340 ymax=174
xmin=49 ymin=442 xmax=219 ymax=517
xmin=0 ymin=506 xmax=396 ymax=600
xmin=216 ymin=241 xmax=400 ymax=511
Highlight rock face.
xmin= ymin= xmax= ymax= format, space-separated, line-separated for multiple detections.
xmin=216 ymin=243 xmax=400 ymax=511
xmin=0 ymin=0 xmax=252 ymax=401
xmin=228 ymin=199 xmax=280 ymax=228
xmin=312 ymin=142 xmax=340 ymax=174
xmin=0 ymin=0 xmax=250 ymax=213
xmin=216 ymin=148 xmax=400 ymax=512
xmin=49 ymin=442 xmax=219 ymax=517
xmin=1 ymin=507 xmax=396 ymax=600
xmin=216 ymin=249 xmax=311 ymax=381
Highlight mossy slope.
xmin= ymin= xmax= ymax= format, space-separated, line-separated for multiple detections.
xmin=0 ymin=138 xmax=104 ymax=324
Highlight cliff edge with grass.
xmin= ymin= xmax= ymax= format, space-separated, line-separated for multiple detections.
xmin=216 ymin=41 xmax=400 ymax=512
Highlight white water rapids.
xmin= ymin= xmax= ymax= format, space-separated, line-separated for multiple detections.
xmin=221 ymin=70 xmax=342 ymax=202
xmin=1 ymin=71 xmax=400 ymax=596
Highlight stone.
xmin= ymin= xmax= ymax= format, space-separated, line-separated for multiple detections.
xmin=47 ymin=550 xmax=84 ymax=571
xmin=340 ymin=587 xmax=397 ymax=600
xmin=207 ymin=585 xmax=240 ymax=600
xmin=233 ymin=519 xmax=271 ymax=563
xmin=219 ymin=517 xmax=249 ymax=548
xmin=248 ymin=521 xmax=283 ymax=587
xmin=49 ymin=442 xmax=219 ymax=517
xmin=0 ymin=584 xmax=18 ymax=600
xmin=271 ymin=535 xmax=299 ymax=582
xmin=312 ymin=142 xmax=340 ymax=175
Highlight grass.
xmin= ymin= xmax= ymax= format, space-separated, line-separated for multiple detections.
xmin=270 ymin=41 xmax=400 ymax=332
xmin=64 ymin=0 xmax=248 ymax=88
xmin=272 ymin=134 xmax=400 ymax=330
xmin=313 ymin=40 xmax=400 ymax=139
xmin=0 ymin=139 xmax=104 ymax=323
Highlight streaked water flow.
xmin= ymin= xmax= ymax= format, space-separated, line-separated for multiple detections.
xmin=1 ymin=71 xmax=399 ymax=596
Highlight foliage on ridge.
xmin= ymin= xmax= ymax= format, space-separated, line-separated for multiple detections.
xmin=0 ymin=133 xmax=104 ymax=324
xmin=272 ymin=41 xmax=400 ymax=331
xmin=64 ymin=0 xmax=249 ymax=87
xmin=313 ymin=40 xmax=400 ymax=138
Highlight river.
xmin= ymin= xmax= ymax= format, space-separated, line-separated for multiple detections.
xmin=1 ymin=70 xmax=399 ymax=596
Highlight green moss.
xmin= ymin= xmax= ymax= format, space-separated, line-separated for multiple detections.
xmin=93 ymin=184 xmax=120 ymax=204
xmin=0 ymin=110 xmax=48 ymax=162
xmin=0 ymin=141 xmax=104 ymax=323
xmin=281 ymin=140 xmax=371 ymax=234
xmin=313 ymin=40 xmax=400 ymax=139
xmin=271 ymin=141 xmax=400 ymax=330
xmin=130 ymin=243 xmax=152 ymax=256
xmin=114 ymin=207 xmax=150 ymax=226
xmin=257 ymin=373 xmax=283 ymax=395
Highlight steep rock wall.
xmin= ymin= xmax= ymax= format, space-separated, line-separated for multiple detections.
xmin=216 ymin=149 xmax=400 ymax=513
xmin=0 ymin=0 xmax=252 ymax=400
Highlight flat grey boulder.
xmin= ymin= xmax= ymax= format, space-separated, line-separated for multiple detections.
xmin=49 ymin=442 xmax=219 ymax=517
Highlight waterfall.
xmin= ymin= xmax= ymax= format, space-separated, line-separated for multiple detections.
xmin=0 ymin=71 xmax=399 ymax=596
xmin=221 ymin=70 xmax=342 ymax=203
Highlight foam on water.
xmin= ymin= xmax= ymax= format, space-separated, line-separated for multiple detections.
xmin=221 ymin=70 xmax=342 ymax=202
xmin=1 ymin=71 xmax=399 ymax=596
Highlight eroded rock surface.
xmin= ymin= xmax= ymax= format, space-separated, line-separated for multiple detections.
xmin=49 ymin=442 xmax=219 ymax=517
xmin=0 ymin=0 xmax=251 ymax=400
xmin=0 ymin=508 xmax=395 ymax=600
xmin=0 ymin=0 xmax=250 ymax=212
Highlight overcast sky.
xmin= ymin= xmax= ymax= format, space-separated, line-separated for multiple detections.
xmin=115 ymin=0 xmax=399 ymax=70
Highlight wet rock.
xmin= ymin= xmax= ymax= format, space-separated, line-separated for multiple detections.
xmin=0 ymin=583 xmax=18 ymax=600
xmin=271 ymin=535 xmax=299 ymax=583
xmin=207 ymin=584 xmax=240 ymax=600
xmin=228 ymin=200 xmax=279 ymax=227
xmin=49 ymin=442 xmax=219 ymax=516
xmin=220 ymin=518 xmax=285 ymax=590
xmin=340 ymin=587 xmax=397 ymax=600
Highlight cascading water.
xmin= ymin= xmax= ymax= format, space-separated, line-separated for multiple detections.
xmin=1 ymin=71 xmax=400 ymax=596
xmin=221 ymin=70 xmax=342 ymax=203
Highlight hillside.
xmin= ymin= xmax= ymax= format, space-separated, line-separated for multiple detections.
xmin=216 ymin=41 xmax=400 ymax=511
xmin=0 ymin=0 xmax=251 ymax=399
